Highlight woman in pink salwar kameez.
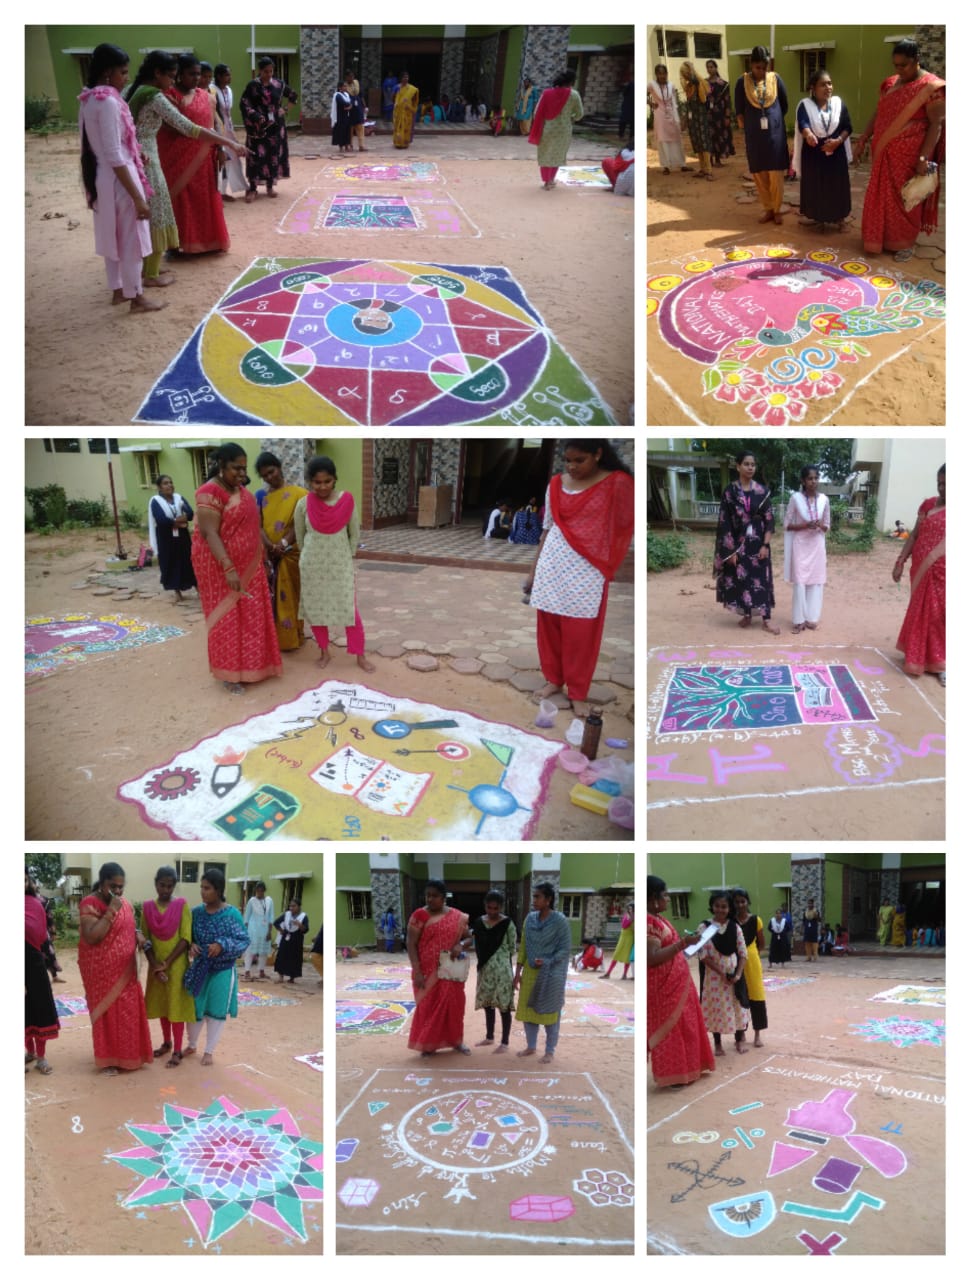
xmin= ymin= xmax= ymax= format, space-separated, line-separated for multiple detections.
xmin=893 ymin=464 xmax=945 ymax=684
xmin=78 ymin=43 xmax=164 ymax=314
xmin=406 ymin=880 xmax=473 ymax=1056
xmin=784 ymin=465 xmax=830 ymax=633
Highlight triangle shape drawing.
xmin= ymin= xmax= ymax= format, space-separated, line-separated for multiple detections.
xmin=483 ymin=739 xmax=514 ymax=766
xmin=767 ymin=1142 xmax=818 ymax=1178
xmin=368 ymin=1100 xmax=389 ymax=1115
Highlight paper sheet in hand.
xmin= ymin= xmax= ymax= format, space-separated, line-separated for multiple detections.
xmin=683 ymin=923 xmax=718 ymax=956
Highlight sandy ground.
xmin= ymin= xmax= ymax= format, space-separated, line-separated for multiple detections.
xmin=25 ymin=132 xmax=633 ymax=425
xmin=25 ymin=530 xmax=635 ymax=841
xmin=647 ymin=951 xmax=945 ymax=1255
xmin=646 ymin=142 xmax=945 ymax=426
xmin=25 ymin=947 xmax=323 ymax=1255
xmin=646 ymin=532 xmax=944 ymax=839
xmin=335 ymin=948 xmax=634 ymax=1254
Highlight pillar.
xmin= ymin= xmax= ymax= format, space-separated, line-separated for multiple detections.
xmin=259 ymin=437 xmax=314 ymax=482
xmin=790 ymin=856 xmax=824 ymax=956
xmin=519 ymin=25 xmax=571 ymax=90
xmin=300 ymin=25 xmax=341 ymax=135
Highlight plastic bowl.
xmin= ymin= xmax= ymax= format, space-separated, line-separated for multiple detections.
xmin=534 ymin=699 xmax=560 ymax=729
xmin=558 ymin=748 xmax=590 ymax=774
xmin=608 ymin=795 xmax=635 ymax=829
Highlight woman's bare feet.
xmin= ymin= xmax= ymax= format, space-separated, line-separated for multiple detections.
xmin=245 ymin=190 xmax=256 ymax=203
xmin=534 ymin=682 xmax=563 ymax=701
xmin=356 ymin=654 xmax=376 ymax=673
xmin=736 ymin=1041 xmax=749 ymax=1054
xmin=475 ymin=1038 xmax=495 ymax=1047
xmin=166 ymin=1051 xmax=182 ymax=1068
xmin=101 ymin=1066 xmax=120 ymax=1076
xmin=714 ymin=1044 xmax=726 ymax=1057
xmin=201 ymin=1052 xmax=214 ymax=1066
xmin=267 ymin=188 xmax=278 ymax=198
xmin=223 ymin=681 xmax=245 ymax=694
xmin=792 ymin=623 xmax=804 ymax=633
xmin=130 ymin=294 xmax=167 ymax=314
xmin=112 ymin=288 xmax=125 ymax=305
xmin=516 ymin=1047 xmax=537 ymax=1057
xmin=762 ymin=620 xmax=781 ymax=635
xmin=571 ymin=699 xmax=589 ymax=719
xmin=738 ymin=615 xmax=752 ymax=628
xmin=494 ymin=1043 xmax=509 ymax=1053
xmin=181 ymin=1045 xmax=197 ymax=1058
xmin=773 ymin=213 xmax=784 ymax=225
xmin=754 ymin=1036 xmax=763 ymax=1047
xmin=540 ymin=1052 xmax=555 ymax=1064
xmin=143 ymin=272 xmax=176 ymax=288
xmin=316 ymin=649 xmax=331 ymax=669
xmin=758 ymin=210 xmax=774 ymax=223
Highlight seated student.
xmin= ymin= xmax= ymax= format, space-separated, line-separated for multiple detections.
xmin=574 ymin=938 xmax=604 ymax=971
xmin=509 ymin=502 xmax=542 ymax=545
xmin=819 ymin=923 xmax=834 ymax=956
xmin=490 ymin=107 xmax=508 ymax=137
xmin=603 ymin=137 xmax=635 ymax=194
xmin=483 ymin=502 xmax=512 ymax=539
xmin=892 ymin=520 xmax=909 ymax=539
xmin=448 ymin=95 xmax=466 ymax=123
xmin=832 ymin=925 xmax=850 ymax=955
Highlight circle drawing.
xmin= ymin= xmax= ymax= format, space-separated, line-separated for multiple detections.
xmin=396 ymin=1089 xmax=548 ymax=1175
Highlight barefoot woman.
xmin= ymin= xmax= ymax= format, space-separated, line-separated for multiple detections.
xmin=698 ymin=891 xmax=749 ymax=1057
xmin=714 ymin=449 xmax=780 ymax=634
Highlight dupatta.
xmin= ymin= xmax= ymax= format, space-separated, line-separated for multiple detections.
xmin=528 ymin=87 xmax=572 ymax=145
xmin=306 ymin=489 xmax=354 ymax=534
xmin=142 ymin=897 xmax=188 ymax=942
xmin=742 ymin=72 xmax=779 ymax=111
xmin=549 ymin=470 xmax=634 ymax=581
xmin=183 ymin=904 xmax=250 ymax=997
xmin=524 ymin=910 xmax=571 ymax=1014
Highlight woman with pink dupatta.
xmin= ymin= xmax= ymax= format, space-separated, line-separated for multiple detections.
xmin=528 ymin=69 xmax=584 ymax=189
xmin=857 ymin=39 xmax=945 ymax=261
xmin=293 ymin=455 xmax=376 ymax=673
xmin=407 ymin=880 xmax=473 ymax=1057
xmin=893 ymin=464 xmax=945 ymax=684
xmin=77 ymin=862 xmax=153 ymax=1076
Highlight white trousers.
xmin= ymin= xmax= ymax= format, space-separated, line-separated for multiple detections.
xmin=105 ymin=255 xmax=143 ymax=299
xmin=792 ymin=583 xmax=823 ymax=625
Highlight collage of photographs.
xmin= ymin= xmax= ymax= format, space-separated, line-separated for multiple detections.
xmin=18 ymin=14 xmax=951 ymax=1267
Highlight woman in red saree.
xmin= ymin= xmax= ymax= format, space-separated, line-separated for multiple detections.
xmin=857 ymin=39 xmax=944 ymax=260
xmin=77 ymin=862 xmax=153 ymax=1075
xmin=525 ymin=440 xmax=635 ymax=717
xmin=192 ymin=443 xmax=283 ymax=692
xmin=407 ymin=880 xmax=473 ymax=1056
xmin=893 ymin=464 xmax=945 ymax=682
xmin=648 ymin=876 xmax=715 ymax=1088
xmin=157 ymin=54 xmax=230 ymax=254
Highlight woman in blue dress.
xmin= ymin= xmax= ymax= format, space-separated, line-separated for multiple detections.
xmin=734 ymin=45 xmax=789 ymax=224
xmin=183 ymin=868 xmax=249 ymax=1065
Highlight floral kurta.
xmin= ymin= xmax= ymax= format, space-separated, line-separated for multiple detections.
xmin=293 ymin=492 xmax=359 ymax=627
xmin=473 ymin=918 xmax=518 ymax=1011
xmin=530 ymin=485 xmax=605 ymax=618
xmin=130 ymin=87 xmax=202 ymax=255
xmin=699 ymin=922 xmax=748 ymax=1034
xmin=536 ymin=89 xmax=584 ymax=167
xmin=714 ymin=481 xmax=776 ymax=617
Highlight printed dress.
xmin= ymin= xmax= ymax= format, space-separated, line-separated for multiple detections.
xmin=714 ymin=480 xmax=776 ymax=618
xmin=143 ymin=898 xmax=196 ymax=1025
xmin=129 ymin=87 xmax=203 ymax=258
xmin=472 ymin=917 xmax=518 ymax=1011
xmin=699 ymin=922 xmax=748 ymax=1035
xmin=294 ymin=492 xmax=359 ymax=628
xmin=648 ymin=913 xmax=715 ymax=1087
xmin=535 ymin=89 xmax=585 ymax=168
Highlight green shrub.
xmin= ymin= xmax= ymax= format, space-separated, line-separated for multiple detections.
xmin=25 ymin=484 xmax=68 ymax=528
xmin=648 ymin=527 xmax=690 ymax=572
xmin=66 ymin=497 xmax=110 ymax=525
xmin=120 ymin=508 xmax=145 ymax=529
xmin=26 ymin=95 xmax=52 ymax=130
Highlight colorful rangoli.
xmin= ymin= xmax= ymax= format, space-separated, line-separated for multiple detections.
xmin=107 ymin=1094 xmax=322 ymax=1248
xmin=321 ymin=160 xmax=443 ymax=183
xmin=557 ymin=166 xmax=611 ymax=188
xmin=279 ymin=189 xmax=479 ymax=238
xmin=647 ymin=245 xmax=945 ymax=425
xmin=846 ymin=1016 xmax=945 ymax=1049
xmin=26 ymin=614 xmax=184 ymax=681
xmin=869 ymin=985 xmax=945 ymax=1008
xmin=117 ymin=681 xmax=562 ymax=841
xmin=336 ymin=1000 xmax=416 ymax=1034
xmin=237 ymin=987 xmax=298 ymax=1008
xmin=134 ymin=258 xmax=616 ymax=427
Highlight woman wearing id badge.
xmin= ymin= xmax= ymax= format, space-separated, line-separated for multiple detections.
xmin=735 ymin=44 xmax=790 ymax=224
xmin=714 ymin=449 xmax=780 ymax=634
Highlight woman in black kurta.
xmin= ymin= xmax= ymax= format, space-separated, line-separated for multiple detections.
xmin=734 ymin=46 xmax=789 ymax=222
xmin=273 ymin=903 xmax=309 ymax=981
xmin=713 ymin=450 xmax=779 ymax=632
xmin=706 ymin=61 xmax=736 ymax=165
xmin=149 ymin=475 xmax=196 ymax=600
xmin=795 ymin=71 xmax=853 ymax=229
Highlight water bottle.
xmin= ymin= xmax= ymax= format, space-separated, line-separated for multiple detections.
xmin=580 ymin=711 xmax=603 ymax=761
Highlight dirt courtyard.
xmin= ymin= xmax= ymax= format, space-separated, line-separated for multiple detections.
xmin=25 ymin=132 xmax=633 ymax=425
xmin=25 ymin=947 xmax=323 ymax=1255
xmin=647 ymin=532 xmax=945 ymax=839
xmin=648 ymin=953 xmax=945 ymax=1255
xmin=335 ymin=949 xmax=634 ymax=1254
xmin=646 ymin=143 xmax=945 ymax=427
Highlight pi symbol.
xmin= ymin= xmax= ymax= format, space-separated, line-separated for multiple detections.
xmin=70 ymin=1116 xmax=84 ymax=1134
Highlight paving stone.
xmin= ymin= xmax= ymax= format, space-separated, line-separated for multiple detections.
xmin=425 ymin=643 xmax=452 ymax=655
xmin=402 ymin=639 xmax=427 ymax=651
xmin=481 ymin=663 xmax=515 ymax=682
xmin=587 ymin=683 xmax=617 ymax=706
xmin=510 ymin=670 xmax=545 ymax=693
xmin=92 ymin=588 xmax=115 ymax=596
xmin=450 ymin=646 xmax=481 ymax=658
xmin=376 ymin=643 xmax=405 ymax=658
xmin=450 ymin=657 xmax=484 ymax=675
xmin=478 ymin=651 xmax=507 ymax=664
xmin=407 ymin=653 xmax=439 ymax=672
xmin=611 ymin=670 xmax=636 ymax=690
xmin=508 ymin=651 xmax=540 ymax=671
xmin=71 ymin=583 xmax=90 ymax=590
xmin=610 ymin=657 xmax=634 ymax=674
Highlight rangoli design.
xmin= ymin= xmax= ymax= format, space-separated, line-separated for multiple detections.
xmin=647 ymin=246 xmax=945 ymax=426
xmin=321 ymin=160 xmax=443 ymax=183
xmin=106 ymin=1094 xmax=322 ymax=1248
xmin=279 ymin=189 xmax=480 ymax=238
xmin=117 ymin=681 xmax=562 ymax=842
xmin=26 ymin=614 xmax=184 ymax=681
xmin=336 ymin=1000 xmax=416 ymax=1034
xmin=869 ymin=985 xmax=945 ymax=1008
xmin=237 ymin=987 xmax=298 ymax=1008
xmin=846 ymin=1016 xmax=945 ymax=1049
xmin=557 ymin=166 xmax=612 ymax=188
xmin=134 ymin=258 xmax=615 ymax=427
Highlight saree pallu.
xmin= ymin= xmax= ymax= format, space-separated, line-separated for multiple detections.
xmin=714 ymin=481 xmax=776 ymax=617
xmin=648 ymin=914 xmax=715 ymax=1086
xmin=408 ymin=907 xmax=468 ymax=1051
xmin=191 ymin=482 xmax=283 ymax=683
xmin=862 ymin=73 xmax=945 ymax=253
xmin=393 ymin=85 xmax=420 ymax=148
xmin=259 ymin=484 xmax=308 ymax=650
xmin=897 ymin=499 xmax=945 ymax=674
xmin=77 ymin=896 xmax=153 ymax=1070
xmin=157 ymin=87 xmax=230 ymax=253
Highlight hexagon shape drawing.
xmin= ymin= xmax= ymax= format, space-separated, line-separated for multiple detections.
xmin=338 ymin=1177 xmax=380 ymax=1208
xmin=509 ymin=1194 xmax=576 ymax=1223
xmin=573 ymin=1168 xmax=635 ymax=1208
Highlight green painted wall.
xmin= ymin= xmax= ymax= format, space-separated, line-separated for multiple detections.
xmin=725 ymin=25 xmax=916 ymax=136
xmin=311 ymin=438 xmax=363 ymax=510
xmin=26 ymin=26 xmax=60 ymax=113
xmin=117 ymin=437 xmax=262 ymax=519
xmin=570 ymin=26 xmax=634 ymax=49
xmin=648 ymin=851 xmax=792 ymax=925
xmin=560 ymin=851 xmax=634 ymax=888
xmin=500 ymin=26 xmax=525 ymax=112
xmin=224 ymin=851 xmax=322 ymax=939
xmin=335 ymin=852 xmax=370 ymax=886
xmin=824 ymin=860 xmax=843 ymax=926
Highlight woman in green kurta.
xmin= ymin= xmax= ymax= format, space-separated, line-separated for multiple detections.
xmin=877 ymin=899 xmax=895 ymax=947
xmin=601 ymin=902 xmax=634 ymax=979
xmin=142 ymin=865 xmax=195 ymax=1067
xmin=126 ymin=50 xmax=247 ymax=285
xmin=293 ymin=455 xmax=375 ymax=673
xmin=472 ymin=890 xmax=518 ymax=1053
xmin=514 ymin=883 xmax=572 ymax=1063
xmin=528 ymin=70 xmax=585 ymax=189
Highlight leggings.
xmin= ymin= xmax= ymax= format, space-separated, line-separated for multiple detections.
xmin=540 ymin=166 xmax=559 ymax=183
xmin=187 ymin=1016 xmax=227 ymax=1054
xmin=159 ymin=1017 xmax=185 ymax=1052
xmin=484 ymin=1008 xmax=512 ymax=1044
xmin=713 ymin=1030 xmax=745 ymax=1045
xmin=312 ymin=607 xmax=365 ymax=656
xmin=524 ymin=1013 xmax=561 ymax=1053
xmin=25 ymin=1034 xmax=52 ymax=1058
xmin=143 ymin=249 xmax=165 ymax=280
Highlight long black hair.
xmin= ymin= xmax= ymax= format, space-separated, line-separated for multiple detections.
xmin=201 ymin=867 xmax=227 ymax=900
xmin=81 ymin=43 xmax=131 ymax=208
xmin=563 ymin=439 xmax=632 ymax=475
xmin=124 ymin=49 xmax=177 ymax=102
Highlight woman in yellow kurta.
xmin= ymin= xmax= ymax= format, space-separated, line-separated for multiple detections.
xmin=734 ymin=889 xmax=767 ymax=1047
xmin=393 ymin=72 xmax=419 ymax=148
xmin=142 ymin=866 xmax=195 ymax=1067
xmin=256 ymin=451 xmax=308 ymax=652
xmin=877 ymin=899 xmax=895 ymax=946
xmin=891 ymin=907 xmax=906 ymax=946
xmin=601 ymin=902 xmax=635 ymax=979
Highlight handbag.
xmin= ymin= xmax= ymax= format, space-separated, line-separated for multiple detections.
xmin=901 ymin=165 xmax=938 ymax=212
xmin=734 ymin=972 xmax=751 ymax=1009
xmin=437 ymin=949 xmax=470 ymax=982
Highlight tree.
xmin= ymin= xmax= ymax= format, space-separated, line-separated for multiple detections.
xmin=25 ymin=852 xmax=63 ymax=888
xmin=691 ymin=438 xmax=854 ymax=489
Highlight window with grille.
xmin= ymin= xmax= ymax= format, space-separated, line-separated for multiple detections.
xmin=347 ymin=892 xmax=372 ymax=920
xmin=669 ymin=893 xmax=691 ymax=919
xmin=694 ymin=33 xmax=722 ymax=62
xmin=559 ymin=894 xmax=583 ymax=920
xmin=52 ymin=439 xmax=81 ymax=453
xmin=180 ymin=861 xmax=199 ymax=883
xmin=135 ymin=452 xmax=160 ymax=487
xmin=663 ymin=30 xmax=689 ymax=58
xmin=802 ymin=50 xmax=828 ymax=92
xmin=87 ymin=439 xmax=120 ymax=454
xmin=256 ymin=53 xmax=292 ymax=86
